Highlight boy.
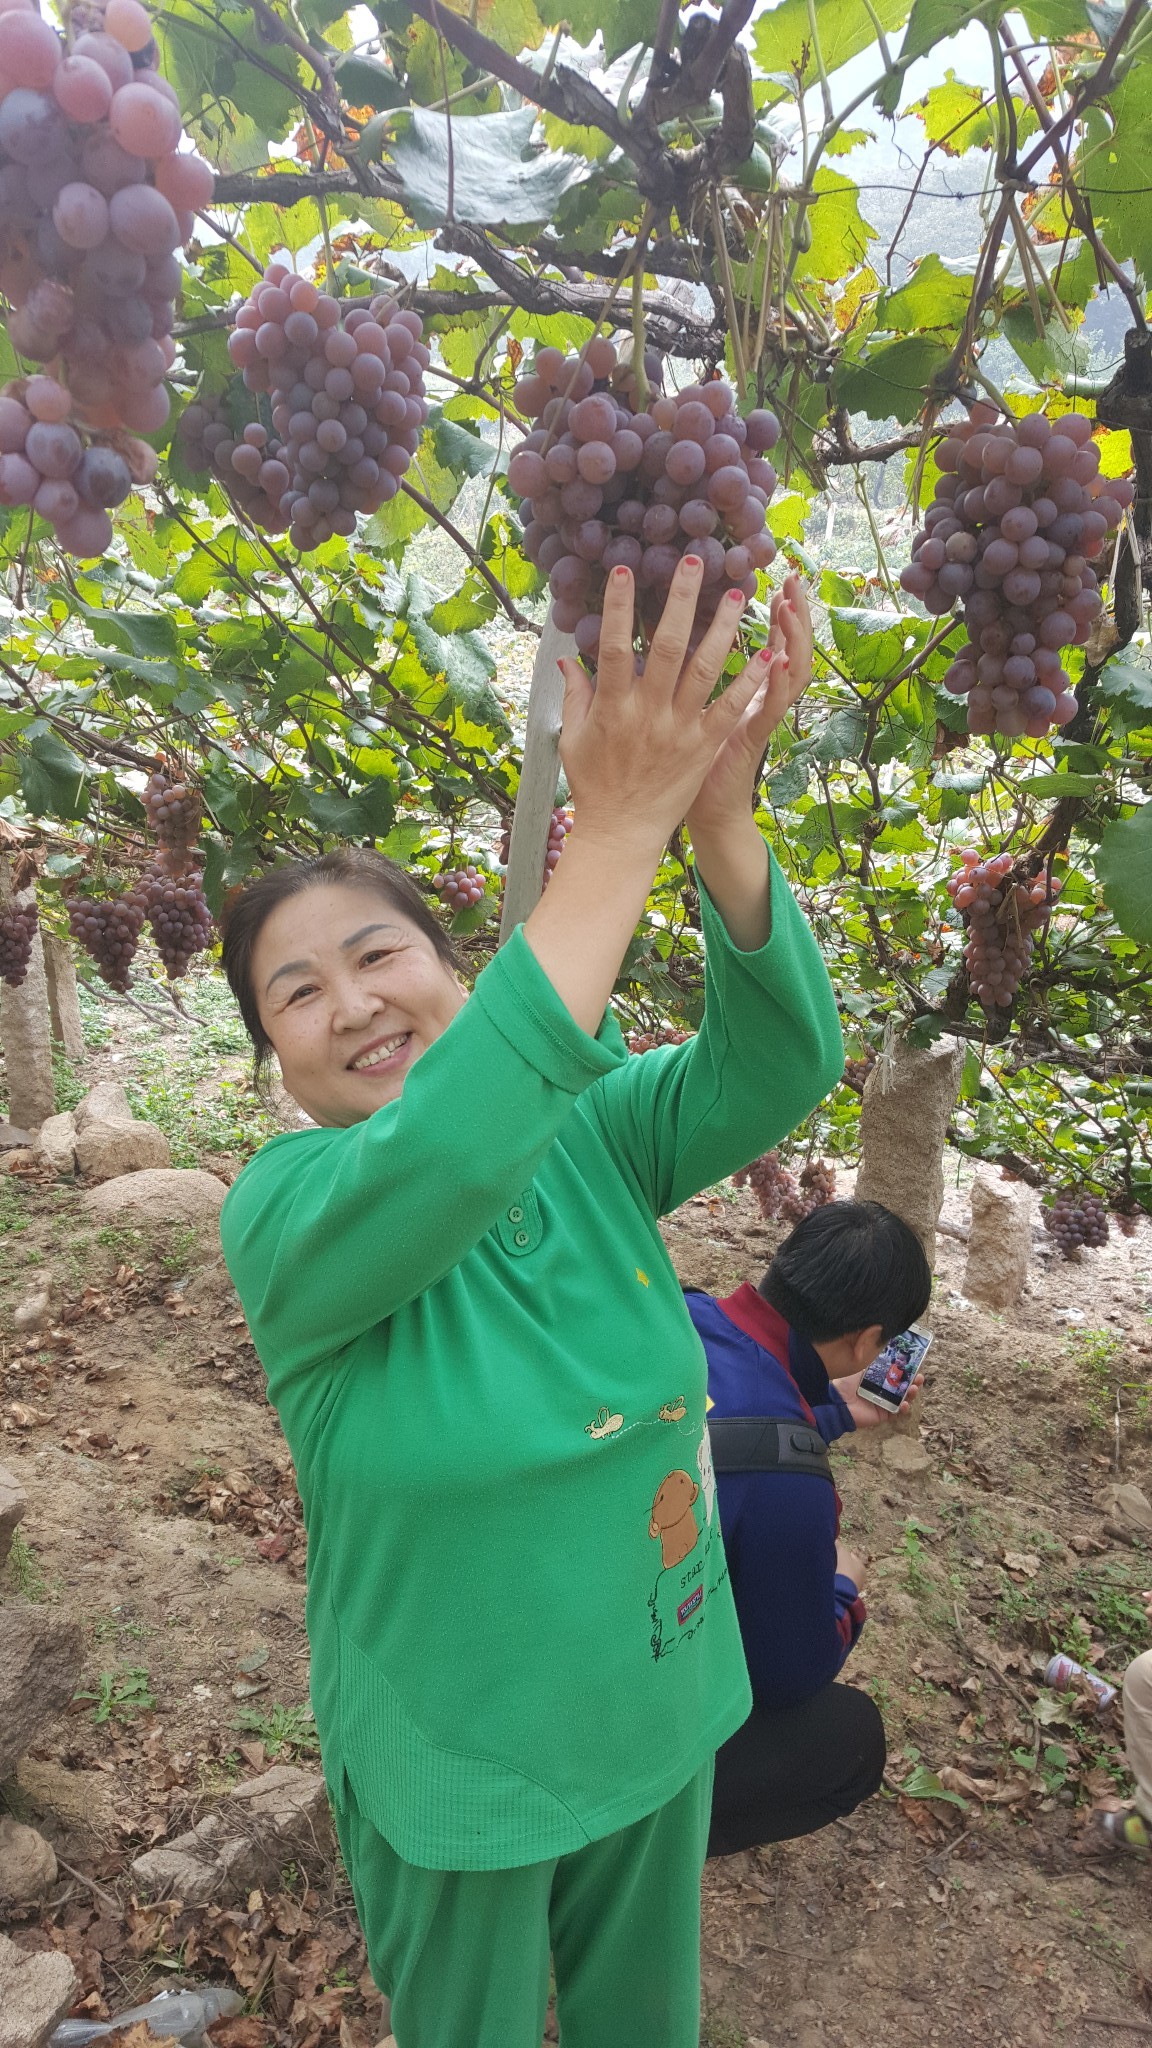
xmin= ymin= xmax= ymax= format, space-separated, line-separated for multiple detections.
xmin=687 ymin=1199 xmax=932 ymax=1858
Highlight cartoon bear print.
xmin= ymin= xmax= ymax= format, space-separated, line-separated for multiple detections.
xmin=649 ymin=1469 xmax=701 ymax=1570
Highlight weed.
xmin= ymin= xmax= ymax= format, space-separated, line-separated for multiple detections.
xmin=1013 ymin=1741 xmax=1072 ymax=1794
xmin=93 ymin=1608 xmax=148 ymax=1646
xmin=52 ymin=1049 xmax=84 ymax=1115
xmin=1064 ymin=1327 xmax=1125 ymax=1429
xmin=234 ymin=1700 xmax=319 ymax=1760
xmin=75 ymin=1665 xmax=157 ymax=1725
xmin=6 ymin=1529 xmax=48 ymax=1602
xmin=95 ymin=1223 xmax=145 ymax=1268
xmin=700 ymin=2017 xmax=745 ymax=2048
xmin=866 ymin=1675 xmax=894 ymax=1717
xmin=159 ymin=1226 xmax=200 ymax=1277
xmin=900 ymin=1516 xmax=933 ymax=1596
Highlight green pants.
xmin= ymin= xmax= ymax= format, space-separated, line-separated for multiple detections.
xmin=334 ymin=1762 xmax=713 ymax=2048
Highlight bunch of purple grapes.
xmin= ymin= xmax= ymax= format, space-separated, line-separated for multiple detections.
xmin=506 ymin=337 xmax=779 ymax=659
xmin=212 ymin=262 xmax=428 ymax=549
xmin=791 ymin=1158 xmax=837 ymax=1220
xmin=142 ymin=758 xmax=200 ymax=849
xmin=496 ymin=807 xmax=573 ymax=888
xmin=0 ymin=900 xmax=37 ymax=986
xmin=735 ymin=1149 xmax=836 ymax=1225
xmin=176 ymin=390 xmax=286 ymax=532
xmin=67 ymin=882 xmax=147 ymax=991
xmin=139 ymin=859 xmax=212 ymax=978
xmin=0 ymin=0 xmax=211 ymax=557
xmin=627 ymin=1023 xmax=692 ymax=1053
xmin=1044 ymin=1187 xmax=1109 ymax=1257
xmin=434 ymin=864 xmax=486 ymax=912
xmin=946 ymin=847 xmax=1062 ymax=1011
xmin=901 ymin=403 xmax=1134 ymax=738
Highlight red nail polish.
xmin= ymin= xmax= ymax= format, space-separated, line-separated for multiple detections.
xmin=613 ymin=565 xmax=630 ymax=580
xmin=758 ymin=646 xmax=774 ymax=662
xmin=728 ymin=589 xmax=744 ymax=604
xmin=683 ymin=554 xmax=702 ymax=569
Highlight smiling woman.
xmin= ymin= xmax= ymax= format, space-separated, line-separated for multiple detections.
xmin=216 ymin=559 xmax=845 ymax=2048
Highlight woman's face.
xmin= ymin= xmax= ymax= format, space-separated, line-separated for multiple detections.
xmin=251 ymin=884 xmax=466 ymax=1127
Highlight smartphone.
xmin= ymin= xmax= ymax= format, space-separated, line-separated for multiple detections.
xmin=856 ymin=1324 xmax=933 ymax=1413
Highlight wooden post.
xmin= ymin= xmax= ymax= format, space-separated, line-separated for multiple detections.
xmin=498 ymin=612 xmax=575 ymax=945
xmin=43 ymin=935 xmax=85 ymax=1062
xmin=0 ymin=882 xmax=56 ymax=1131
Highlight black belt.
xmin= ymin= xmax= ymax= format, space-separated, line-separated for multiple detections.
xmin=707 ymin=1415 xmax=832 ymax=1482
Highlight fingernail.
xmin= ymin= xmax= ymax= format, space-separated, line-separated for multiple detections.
xmin=613 ymin=565 xmax=630 ymax=580
xmin=727 ymin=589 xmax=744 ymax=604
xmin=758 ymin=646 xmax=774 ymax=663
xmin=682 ymin=555 xmax=702 ymax=571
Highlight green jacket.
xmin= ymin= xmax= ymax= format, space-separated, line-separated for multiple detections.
xmin=221 ymin=852 xmax=843 ymax=1870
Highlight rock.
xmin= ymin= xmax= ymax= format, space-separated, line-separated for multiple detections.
xmin=74 ymin=1080 xmax=134 ymax=1130
xmin=131 ymin=1765 xmax=332 ymax=1905
xmin=11 ymin=1286 xmax=51 ymax=1335
xmin=855 ymin=1036 xmax=966 ymax=1267
xmin=0 ymin=1818 xmax=57 ymax=1903
xmin=16 ymin=1758 xmax=115 ymax=1836
xmin=881 ymin=1436 xmax=931 ymax=1477
xmin=0 ymin=1122 xmax=32 ymax=1150
xmin=0 ymin=1462 xmax=27 ymax=1571
xmin=32 ymin=1112 xmax=77 ymax=1177
xmin=963 ymin=1169 xmax=1032 ymax=1311
xmin=83 ymin=1167 xmax=228 ymax=1226
xmin=1102 ymin=1482 xmax=1152 ymax=1545
xmin=74 ymin=1116 xmax=170 ymax=1184
xmin=0 ymin=1934 xmax=77 ymax=2048
xmin=0 ymin=1607 xmax=85 ymax=1782
xmin=43 ymin=935 xmax=84 ymax=1064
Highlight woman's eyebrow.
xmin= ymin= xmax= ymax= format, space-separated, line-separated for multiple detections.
xmin=341 ymin=922 xmax=402 ymax=949
xmin=265 ymin=957 xmax=313 ymax=995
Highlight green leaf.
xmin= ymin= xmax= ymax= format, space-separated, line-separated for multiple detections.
xmin=534 ymin=0 xmax=653 ymax=62
xmin=755 ymin=0 xmax=909 ymax=84
xmin=832 ymin=336 xmax=952 ymax=425
xmin=384 ymin=106 xmax=592 ymax=230
xmin=1018 ymin=771 xmax=1102 ymax=799
xmin=910 ymin=70 xmax=998 ymax=154
xmin=431 ymin=410 xmax=497 ymax=479
xmin=811 ymin=707 xmax=868 ymax=763
xmin=879 ymin=5 xmax=996 ymax=115
xmin=72 ymin=605 xmax=180 ymax=659
xmin=19 ymin=730 xmax=88 ymax=821
xmin=333 ymin=51 xmax=407 ymax=110
xmin=879 ymin=253 xmax=976 ymax=335
xmin=801 ymin=167 xmax=878 ymax=285
xmin=900 ymin=1762 xmax=969 ymax=1810
xmin=1098 ymin=658 xmax=1152 ymax=713
xmin=766 ymin=749 xmax=813 ymax=806
xmin=1081 ymin=66 xmax=1152 ymax=287
xmin=1098 ymin=805 xmax=1152 ymax=946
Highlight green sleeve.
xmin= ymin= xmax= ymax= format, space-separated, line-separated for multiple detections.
xmin=590 ymin=845 xmax=843 ymax=1215
xmin=220 ymin=925 xmax=624 ymax=1373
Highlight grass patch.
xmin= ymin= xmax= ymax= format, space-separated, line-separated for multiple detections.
xmin=234 ymin=1700 xmax=319 ymax=1761
xmin=5 ymin=1529 xmax=49 ymax=1602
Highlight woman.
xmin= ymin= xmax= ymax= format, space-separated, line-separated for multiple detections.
xmin=219 ymin=556 xmax=843 ymax=2048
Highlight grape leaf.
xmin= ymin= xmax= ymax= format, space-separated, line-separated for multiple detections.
xmin=877 ymin=4 xmax=996 ymax=116
xmin=1098 ymin=659 xmax=1152 ymax=712
xmin=1098 ymin=804 xmax=1152 ymax=946
xmin=384 ymin=106 xmax=592 ymax=229
xmin=754 ymin=0 xmax=909 ymax=84
xmin=879 ymin=253 xmax=976 ymax=335
xmin=831 ymin=336 xmax=952 ymax=425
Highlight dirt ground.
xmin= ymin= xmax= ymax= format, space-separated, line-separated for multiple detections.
xmin=2 ymin=1023 xmax=1151 ymax=2047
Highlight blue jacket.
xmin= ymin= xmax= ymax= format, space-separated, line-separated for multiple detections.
xmin=687 ymin=1285 xmax=867 ymax=1712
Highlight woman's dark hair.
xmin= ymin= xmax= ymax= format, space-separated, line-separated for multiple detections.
xmin=220 ymin=848 xmax=458 ymax=1086
xmin=759 ymin=1199 xmax=932 ymax=1345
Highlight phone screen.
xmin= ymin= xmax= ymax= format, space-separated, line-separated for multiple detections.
xmin=858 ymin=1324 xmax=933 ymax=1411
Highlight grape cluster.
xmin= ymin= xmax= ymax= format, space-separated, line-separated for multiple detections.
xmin=901 ymin=403 xmax=1135 ymax=738
xmin=191 ymin=261 xmax=429 ymax=549
xmin=795 ymin=1158 xmax=837 ymax=1215
xmin=433 ymin=864 xmax=486 ymax=912
xmin=142 ymin=758 xmax=200 ymax=849
xmin=946 ymin=847 xmax=1061 ymax=1010
xmin=497 ymin=807 xmax=573 ymax=888
xmin=1044 ymin=1187 xmax=1109 ymax=1257
xmin=139 ymin=859 xmax=211 ymax=977
xmin=67 ymin=883 xmax=147 ymax=991
xmin=843 ymin=1054 xmax=875 ymax=1095
xmin=627 ymin=1023 xmax=692 ymax=1053
xmin=0 ymin=0 xmax=208 ymax=556
xmin=735 ymin=1149 xmax=836 ymax=1225
xmin=0 ymin=900 xmax=37 ymax=986
xmin=506 ymin=338 xmax=779 ymax=659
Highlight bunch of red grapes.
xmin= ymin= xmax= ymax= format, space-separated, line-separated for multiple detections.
xmin=627 ymin=1023 xmax=692 ymax=1053
xmin=0 ymin=0 xmax=209 ymax=557
xmin=0 ymin=900 xmax=37 ymax=986
xmin=142 ymin=757 xmax=200 ymax=848
xmin=901 ymin=403 xmax=1134 ymax=738
xmin=1044 ymin=1187 xmax=1109 ymax=1257
xmin=735 ymin=1149 xmax=836 ymax=1225
xmin=187 ymin=261 xmax=428 ymax=549
xmin=946 ymin=847 xmax=1061 ymax=1011
xmin=506 ymin=338 xmax=779 ymax=659
xmin=67 ymin=882 xmax=147 ymax=991
xmin=434 ymin=864 xmax=486 ymax=912
xmin=139 ymin=858 xmax=212 ymax=977
xmin=497 ymin=807 xmax=572 ymax=889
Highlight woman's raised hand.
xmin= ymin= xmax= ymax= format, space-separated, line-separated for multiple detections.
xmin=557 ymin=556 xmax=771 ymax=852
xmin=685 ymin=572 xmax=813 ymax=844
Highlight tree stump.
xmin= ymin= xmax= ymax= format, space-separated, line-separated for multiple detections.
xmin=854 ymin=1035 xmax=966 ymax=1269
xmin=42 ymin=934 xmax=84 ymax=1063
xmin=0 ymin=893 xmax=55 ymax=1131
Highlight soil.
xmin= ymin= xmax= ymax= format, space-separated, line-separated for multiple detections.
xmin=2 ymin=1048 xmax=1152 ymax=2047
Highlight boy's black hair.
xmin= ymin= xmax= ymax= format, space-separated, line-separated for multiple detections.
xmin=760 ymin=1200 xmax=931 ymax=1344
